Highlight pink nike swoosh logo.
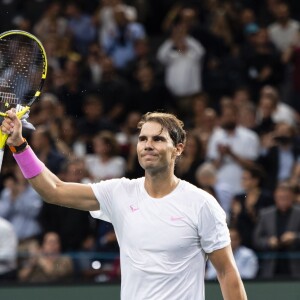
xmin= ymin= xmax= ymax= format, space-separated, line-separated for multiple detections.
xmin=130 ymin=205 xmax=139 ymax=212
xmin=170 ymin=216 xmax=184 ymax=221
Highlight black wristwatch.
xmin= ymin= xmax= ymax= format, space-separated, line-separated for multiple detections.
xmin=9 ymin=138 xmax=28 ymax=153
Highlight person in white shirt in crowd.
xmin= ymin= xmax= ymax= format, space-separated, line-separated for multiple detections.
xmin=206 ymin=227 xmax=258 ymax=280
xmin=268 ymin=2 xmax=300 ymax=53
xmin=195 ymin=162 xmax=233 ymax=218
xmin=206 ymin=102 xmax=260 ymax=195
xmin=1 ymin=110 xmax=247 ymax=300
xmin=157 ymin=21 xmax=205 ymax=117
xmin=0 ymin=217 xmax=18 ymax=282
xmin=85 ymin=130 xmax=126 ymax=182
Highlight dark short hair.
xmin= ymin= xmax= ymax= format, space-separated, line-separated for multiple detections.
xmin=137 ymin=112 xmax=187 ymax=146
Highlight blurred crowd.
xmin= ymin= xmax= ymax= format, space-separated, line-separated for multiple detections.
xmin=1 ymin=0 xmax=300 ymax=284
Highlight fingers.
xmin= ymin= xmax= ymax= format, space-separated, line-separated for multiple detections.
xmin=1 ymin=109 xmax=18 ymax=134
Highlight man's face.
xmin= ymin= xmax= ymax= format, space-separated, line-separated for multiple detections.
xmin=275 ymin=189 xmax=294 ymax=212
xmin=137 ymin=121 xmax=181 ymax=174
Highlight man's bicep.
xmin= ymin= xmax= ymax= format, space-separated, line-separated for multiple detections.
xmin=207 ymin=245 xmax=237 ymax=277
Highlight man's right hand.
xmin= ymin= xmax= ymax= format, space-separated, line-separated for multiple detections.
xmin=1 ymin=109 xmax=23 ymax=146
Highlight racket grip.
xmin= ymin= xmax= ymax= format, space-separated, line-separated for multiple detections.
xmin=13 ymin=146 xmax=44 ymax=179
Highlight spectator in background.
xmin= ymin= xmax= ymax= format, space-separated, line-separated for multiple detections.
xmin=116 ymin=110 xmax=141 ymax=160
xmin=268 ymin=2 xmax=300 ymax=53
xmin=95 ymin=0 xmax=137 ymax=49
xmin=85 ymin=130 xmax=126 ymax=182
xmin=82 ymin=42 xmax=104 ymax=90
xmin=206 ymin=227 xmax=258 ymax=280
xmin=230 ymin=165 xmax=274 ymax=249
xmin=0 ymin=166 xmax=42 ymax=246
xmin=206 ymin=103 xmax=260 ymax=194
xmin=55 ymin=56 xmax=86 ymax=118
xmin=18 ymin=232 xmax=74 ymax=283
xmin=0 ymin=217 xmax=18 ymax=282
xmin=267 ymin=2 xmax=300 ymax=105
xmin=242 ymin=26 xmax=283 ymax=101
xmin=124 ymin=37 xmax=164 ymax=84
xmin=30 ymin=125 xmax=66 ymax=175
xmin=257 ymin=121 xmax=299 ymax=193
xmin=39 ymin=158 xmax=94 ymax=253
xmin=96 ymin=55 xmax=130 ymax=124
xmin=33 ymin=1 xmax=68 ymax=40
xmin=175 ymin=133 xmax=204 ymax=186
xmin=129 ymin=63 xmax=176 ymax=114
xmin=101 ymin=4 xmax=146 ymax=70
xmin=77 ymin=93 xmax=117 ymax=153
xmin=195 ymin=162 xmax=233 ymax=217
xmin=157 ymin=21 xmax=205 ymax=118
xmin=253 ymin=181 xmax=300 ymax=279
xmin=65 ymin=1 xmax=97 ymax=56
xmin=258 ymin=85 xmax=298 ymax=126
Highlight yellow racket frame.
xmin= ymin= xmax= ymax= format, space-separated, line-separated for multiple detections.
xmin=0 ymin=30 xmax=48 ymax=150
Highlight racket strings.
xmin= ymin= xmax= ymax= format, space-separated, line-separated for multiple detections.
xmin=0 ymin=35 xmax=44 ymax=112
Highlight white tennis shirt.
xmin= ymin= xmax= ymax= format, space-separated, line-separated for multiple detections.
xmin=90 ymin=178 xmax=230 ymax=300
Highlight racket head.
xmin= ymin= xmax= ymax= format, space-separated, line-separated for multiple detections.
xmin=0 ymin=30 xmax=47 ymax=117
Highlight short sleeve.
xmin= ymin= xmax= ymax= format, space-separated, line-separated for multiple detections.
xmin=198 ymin=196 xmax=230 ymax=253
xmin=89 ymin=179 xmax=121 ymax=222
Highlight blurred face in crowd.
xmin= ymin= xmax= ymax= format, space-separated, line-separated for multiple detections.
xmin=273 ymin=123 xmax=294 ymax=146
xmin=230 ymin=229 xmax=241 ymax=252
xmin=241 ymin=170 xmax=259 ymax=191
xmin=275 ymin=186 xmax=295 ymax=212
xmin=275 ymin=3 xmax=290 ymax=24
xmin=42 ymin=232 xmax=61 ymax=255
xmin=221 ymin=106 xmax=237 ymax=131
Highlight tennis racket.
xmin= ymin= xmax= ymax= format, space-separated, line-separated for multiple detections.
xmin=0 ymin=30 xmax=47 ymax=171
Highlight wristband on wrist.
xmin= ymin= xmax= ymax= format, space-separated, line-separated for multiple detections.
xmin=9 ymin=138 xmax=28 ymax=153
xmin=13 ymin=146 xmax=44 ymax=179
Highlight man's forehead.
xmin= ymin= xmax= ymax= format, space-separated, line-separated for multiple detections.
xmin=139 ymin=121 xmax=167 ymax=136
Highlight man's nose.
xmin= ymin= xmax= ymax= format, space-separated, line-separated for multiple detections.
xmin=144 ymin=139 xmax=153 ymax=149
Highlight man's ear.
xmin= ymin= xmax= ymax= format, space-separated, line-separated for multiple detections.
xmin=175 ymin=143 xmax=184 ymax=157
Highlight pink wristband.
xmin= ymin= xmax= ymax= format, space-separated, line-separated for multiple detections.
xmin=13 ymin=146 xmax=44 ymax=179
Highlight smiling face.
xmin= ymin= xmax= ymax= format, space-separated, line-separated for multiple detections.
xmin=137 ymin=121 xmax=183 ymax=175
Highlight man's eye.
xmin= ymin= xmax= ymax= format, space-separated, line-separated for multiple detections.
xmin=153 ymin=137 xmax=163 ymax=142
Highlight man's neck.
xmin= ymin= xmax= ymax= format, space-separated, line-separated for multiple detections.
xmin=144 ymin=172 xmax=180 ymax=198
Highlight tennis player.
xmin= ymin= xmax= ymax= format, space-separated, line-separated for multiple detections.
xmin=2 ymin=110 xmax=247 ymax=300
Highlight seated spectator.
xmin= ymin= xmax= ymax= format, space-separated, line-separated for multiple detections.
xmin=0 ymin=217 xmax=18 ymax=282
xmin=195 ymin=162 xmax=233 ymax=217
xmin=18 ymin=232 xmax=74 ymax=283
xmin=253 ymin=182 xmax=300 ymax=279
xmin=85 ymin=131 xmax=126 ymax=182
xmin=129 ymin=63 xmax=176 ymax=115
xmin=175 ymin=133 xmax=204 ymax=186
xmin=30 ymin=125 xmax=66 ymax=175
xmin=206 ymin=227 xmax=258 ymax=280
xmin=257 ymin=121 xmax=299 ymax=192
xmin=77 ymin=93 xmax=118 ymax=153
xmin=101 ymin=4 xmax=146 ymax=70
xmin=40 ymin=159 xmax=94 ymax=253
xmin=230 ymin=165 xmax=274 ymax=249
xmin=0 ymin=166 xmax=43 ymax=245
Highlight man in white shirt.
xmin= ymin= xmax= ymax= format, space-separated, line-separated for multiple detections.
xmin=2 ymin=110 xmax=247 ymax=300
xmin=207 ymin=103 xmax=260 ymax=194
xmin=268 ymin=3 xmax=300 ymax=53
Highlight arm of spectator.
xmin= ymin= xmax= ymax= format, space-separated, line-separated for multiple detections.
xmin=157 ymin=39 xmax=175 ymax=65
